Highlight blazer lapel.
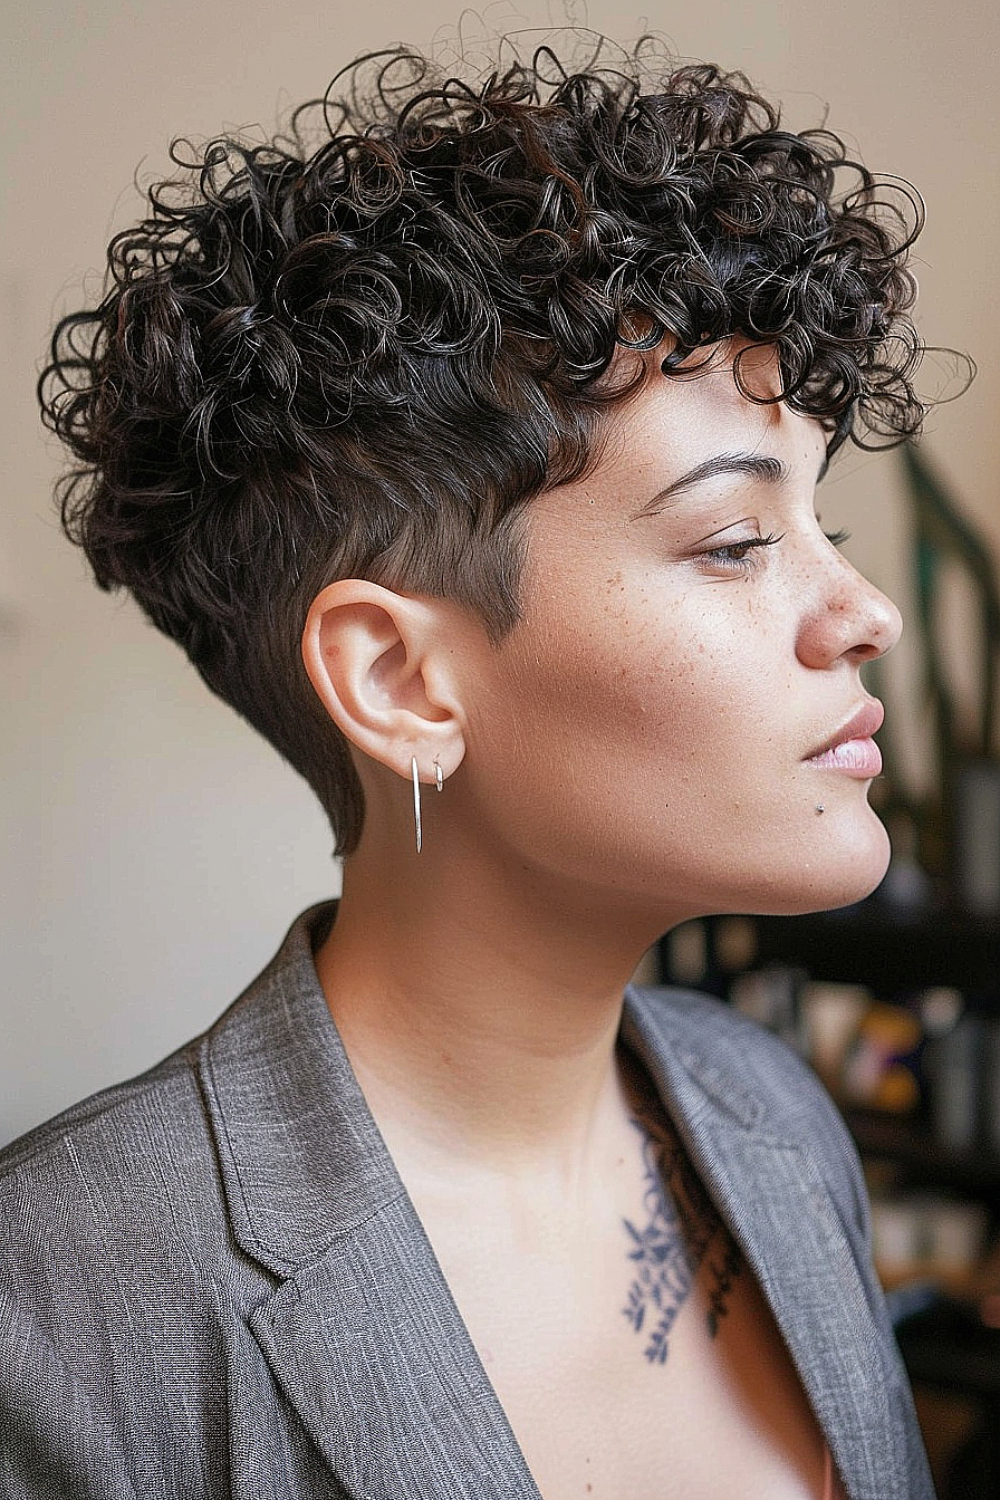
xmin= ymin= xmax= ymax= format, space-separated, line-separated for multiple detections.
xmin=200 ymin=905 xmax=540 ymax=1500
xmin=248 ymin=1196 xmax=541 ymax=1500
xmin=202 ymin=905 xmax=906 ymax=1500
xmin=622 ymin=990 xmax=905 ymax=1500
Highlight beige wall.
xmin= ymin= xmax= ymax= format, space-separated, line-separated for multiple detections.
xmin=2 ymin=0 xmax=998 ymax=1143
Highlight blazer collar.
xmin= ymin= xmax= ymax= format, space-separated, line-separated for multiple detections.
xmin=199 ymin=902 xmax=403 ymax=1276
xmin=200 ymin=903 xmax=541 ymax=1498
xmin=621 ymin=995 xmax=904 ymax=1500
xmin=201 ymin=905 xmax=901 ymax=1500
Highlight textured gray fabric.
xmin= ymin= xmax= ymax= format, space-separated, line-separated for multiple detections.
xmin=0 ymin=904 xmax=934 ymax=1499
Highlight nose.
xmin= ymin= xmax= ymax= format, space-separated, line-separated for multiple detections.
xmin=795 ymin=550 xmax=903 ymax=671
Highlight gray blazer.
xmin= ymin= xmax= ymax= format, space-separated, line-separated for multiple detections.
xmin=0 ymin=904 xmax=933 ymax=1500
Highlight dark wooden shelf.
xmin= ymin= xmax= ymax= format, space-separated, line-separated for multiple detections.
xmin=658 ymin=905 xmax=1000 ymax=1004
xmin=743 ymin=906 xmax=1000 ymax=1000
xmin=845 ymin=1108 xmax=1000 ymax=1199
xmin=897 ymin=1305 xmax=1000 ymax=1406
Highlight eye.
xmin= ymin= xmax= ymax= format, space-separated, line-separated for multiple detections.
xmin=700 ymin=532 xmax=783 ymax=575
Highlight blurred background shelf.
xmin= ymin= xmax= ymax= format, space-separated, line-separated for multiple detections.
xmin=656 ymin=900 xmax=1000 ymax=1495
xmin=741 ymin=908 xmax=1000 ymax=1001
xmin=846 ymin=1107 xmax=1000 ymax=1200
xmin=656 ymin=904 xmax=1000 ymax=1003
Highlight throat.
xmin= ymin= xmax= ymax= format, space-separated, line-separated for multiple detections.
xmin=313 ymin=861 xmax=665 ymax=1171
xmin=314 ymin=909 xmax=640 ymax=1179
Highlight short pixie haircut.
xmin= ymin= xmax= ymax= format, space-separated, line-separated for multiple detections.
xmin=41 ymin=39 xmax=927 ymax=855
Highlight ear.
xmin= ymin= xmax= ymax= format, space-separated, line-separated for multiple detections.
xmin=301 ymin=579 xmax=467 ymax=783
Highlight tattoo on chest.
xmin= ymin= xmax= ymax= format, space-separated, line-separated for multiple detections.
xmin=621 ymin=1102 xmax=743 ymax=1364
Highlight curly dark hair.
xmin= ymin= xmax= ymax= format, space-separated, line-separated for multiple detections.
xmin=40 ymin=38 xmax=931 ymax=855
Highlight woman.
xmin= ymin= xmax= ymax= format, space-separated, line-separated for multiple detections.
xmin=2 ymin=38 xmax=938 ymax=1499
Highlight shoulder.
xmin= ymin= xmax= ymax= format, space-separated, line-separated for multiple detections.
xmin=2 ymin=1037 xmax=203 ymax=1172
xmin=0 ymin=903 xmax=335 ymax=1249
xmin=0 ymin=918 xmax=317 ymax=1497
xmin=0 ymin=1035 xmax=240 ymax=1390
xmin=0 ymin=900 xmax=344 ymax=1339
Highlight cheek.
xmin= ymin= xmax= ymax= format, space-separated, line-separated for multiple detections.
xmin=489 ymin=586 xmax=758 ymax=801
xmin=587 ymin=590 xmax=766 ymax=760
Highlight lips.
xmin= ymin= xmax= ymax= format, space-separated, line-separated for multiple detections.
xmin=805 ymin=700 xmax=885 ymax=779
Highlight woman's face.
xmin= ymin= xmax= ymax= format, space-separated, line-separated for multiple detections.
xmin=459 ymin=342 xmax=902 ymax=925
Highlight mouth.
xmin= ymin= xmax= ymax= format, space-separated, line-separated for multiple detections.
xmin=804 ymin=700 xmax=885 ymax=779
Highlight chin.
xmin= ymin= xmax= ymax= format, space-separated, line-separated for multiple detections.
xmin=758 ymin=813 xmax=893 ymax=916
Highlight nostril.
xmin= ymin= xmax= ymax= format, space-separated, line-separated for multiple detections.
xmin=871 ymin=594 xmax=904 ymax=656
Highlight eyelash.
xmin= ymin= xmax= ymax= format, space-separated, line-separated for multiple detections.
xmin=702 ymin=532 xmax=783 ymax=574
xmin=701 ymin=526 xmax=851 ymax=575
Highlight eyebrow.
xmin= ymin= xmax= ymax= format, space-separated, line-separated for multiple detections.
xmin=630 ymin=452 xmax=789 ymax=520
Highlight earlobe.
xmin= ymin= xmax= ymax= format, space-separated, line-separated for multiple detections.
xmin=301 ymin=579 xmax=466 ymax=781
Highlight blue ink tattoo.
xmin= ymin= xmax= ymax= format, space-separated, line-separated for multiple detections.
xmin=622 ymin=1094 xmax=742 ymax=1365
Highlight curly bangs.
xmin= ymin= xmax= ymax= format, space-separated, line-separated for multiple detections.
xmin=40 ymin=39 xmax=929 ymax=854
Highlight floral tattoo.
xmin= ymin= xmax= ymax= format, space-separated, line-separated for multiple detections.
xmin=622 ymin=1098 xmax=742 ymax=1364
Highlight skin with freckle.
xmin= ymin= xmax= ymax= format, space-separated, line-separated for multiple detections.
xmin=443 ymin=341 xmax=901 ymax=930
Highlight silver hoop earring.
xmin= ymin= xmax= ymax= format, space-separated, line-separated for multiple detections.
xmin=434 ymin=759 xmax=444 ymax=793
xmin=411 ymin=756 xmax=422 ymax=854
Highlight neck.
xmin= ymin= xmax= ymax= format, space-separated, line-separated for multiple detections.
xmin=314 ymin=828 xmax=666 ymax=1186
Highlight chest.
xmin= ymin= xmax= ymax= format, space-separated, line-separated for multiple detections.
xmin=374 ymin=1050 xmax=861 ymax=1500
xmin=434 ymin=1215 xmax=838 ymax=1500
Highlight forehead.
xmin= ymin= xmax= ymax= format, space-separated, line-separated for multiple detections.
xmin=557 ymin=340 xmax=828 ymax=522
